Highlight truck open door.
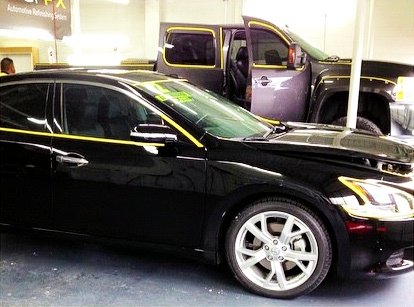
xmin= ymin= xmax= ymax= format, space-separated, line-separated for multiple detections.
xmin=157 ymin=23 xmax=224 ymax=95
xmin=243 ymin=16 xmax=311 ymax=122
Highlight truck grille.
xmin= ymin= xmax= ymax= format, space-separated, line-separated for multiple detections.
xmin=377 ymin=161 xmax=414 ymax=177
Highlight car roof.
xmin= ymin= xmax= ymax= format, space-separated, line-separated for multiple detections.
xmin=1 ymin=69 xmax=182 ymax=85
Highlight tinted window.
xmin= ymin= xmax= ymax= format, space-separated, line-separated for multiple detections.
xmin=164 ymin=32 xmax=215 ymax=66
xmin=250 ymin=29 xmax=288 ymax=65
xmin=60 ymin=84 xmax=161 ymax=140
xmin=0 ymin=83 xmax=49 ymax=131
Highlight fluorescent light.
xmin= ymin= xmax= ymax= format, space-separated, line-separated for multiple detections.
xmin=0 ymin=28 xmax=54 ymax=41
xmin=67 ymin=53 xmax=121 ymax=66
xmin=63 ymin=34 xmax=129 ymax=49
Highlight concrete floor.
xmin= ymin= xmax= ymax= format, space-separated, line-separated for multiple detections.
xmin=1 ymin=231 xmax=413 ymax=307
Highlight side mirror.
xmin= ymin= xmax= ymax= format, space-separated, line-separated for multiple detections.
xmin=287 ymin=43 xmax=307 ymax=69
xmin=130 ymin=124 xmax=178 ymax=144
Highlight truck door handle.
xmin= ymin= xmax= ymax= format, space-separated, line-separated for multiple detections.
xmin=254 ymin=76 xmax=272 ymax=86
xmin=56 ymin=154 xmax=89 ymax=167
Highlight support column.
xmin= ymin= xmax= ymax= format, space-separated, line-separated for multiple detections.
xmin=346 ymin=0 xmax=371 ymax=128
xmin=145 ymin=0 xmax=160 ymax=61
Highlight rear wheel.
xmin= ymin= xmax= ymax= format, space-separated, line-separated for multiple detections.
xmin=225 ymin=198 xmax=332 ymax=299
xmin=331 ymin=116 xmax=382 ymax=134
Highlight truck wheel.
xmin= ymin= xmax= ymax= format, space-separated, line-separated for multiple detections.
xmin=331 ymin=116 xmax=382 ymax=134
xmin=225 ymin=198 xmax=332 ymax=299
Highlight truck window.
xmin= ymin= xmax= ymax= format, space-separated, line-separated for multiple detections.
xmin=250 ymin=29 xmax=288 ymax=66
xmin=229 ymin=30 xmax=247 ymax=61
xmin=164 ymin=32 xmax=215 ymax=66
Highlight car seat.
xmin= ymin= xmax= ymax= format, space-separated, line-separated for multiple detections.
xmin=98 ymin=95 xmax=131 ymax=140
xmin=229 ymin=46 xmax=249 ymax=105
xmin=64 ymin=88 xmax=104 ymax=137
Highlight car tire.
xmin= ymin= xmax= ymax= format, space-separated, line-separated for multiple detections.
xmin=225 ymin=197 xmax=332 ymax=299
xmin=331 ymin=116 xmax=382 ymax=134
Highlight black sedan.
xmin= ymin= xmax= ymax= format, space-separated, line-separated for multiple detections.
xmin=1 ymin=70 xmax=413 ymax=299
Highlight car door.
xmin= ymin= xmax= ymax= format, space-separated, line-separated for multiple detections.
xmin=243 ymin=16 xmax=311 ymax=121
xmin=0 ymin=81 xmax=53 ymax=228
xmin=157 ymin=23 xmax=224 ymax=95
xmin=50 ymin=82 xmax=207 ymax=248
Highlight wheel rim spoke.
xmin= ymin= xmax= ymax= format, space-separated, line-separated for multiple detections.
xmin=285 ymin=250 xmax=318 ymax=276
xmin=279 ymin=215 xmax=295 ymax=242
xmin=244 ymin=216 xmax=272 ymax=244
xmin=264 ymin=262 xmax=277 ymax=284
xmin=279 ymin=215 xmax=308 ymax=243
xmin=263 ymin=261 xmax=286 ymax=288
xmin=273 ymin=261 xmax=288 ymax=289
xmin=238 ymin=248 xmax=267 ymax=270
xmin=285 ymin=250 xmax=318 ymax=262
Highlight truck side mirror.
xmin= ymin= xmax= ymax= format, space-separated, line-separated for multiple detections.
xmin=287 ymin=43 xmax=307 ymax=69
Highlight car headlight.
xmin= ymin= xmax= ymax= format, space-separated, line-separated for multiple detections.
xmin=331 ymin=176 xmax=414 ymax=220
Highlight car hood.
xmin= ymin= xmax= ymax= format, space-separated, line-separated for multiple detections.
xmin=318 ymin=59 xmax=414 ymax=81
xmin=252 ymin=122 xmax=414 ymax=165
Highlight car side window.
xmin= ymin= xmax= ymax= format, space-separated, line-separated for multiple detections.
xmin=164 ymin=32 xmax=215 ymax=66
xmin=62 ymin=84 xmax=161 ymax=140
xmin=250 ymin=29 xmax=288 ymax=65
xmin=0 ymin=83 xmax=49 ymax=132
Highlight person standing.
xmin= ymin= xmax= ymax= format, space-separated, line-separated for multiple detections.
xmin=1 ymin=57 xmax=16 ymax=75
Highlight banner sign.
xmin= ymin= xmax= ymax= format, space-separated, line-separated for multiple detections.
xmin=0 ymin=0 xmax=71 ymax=40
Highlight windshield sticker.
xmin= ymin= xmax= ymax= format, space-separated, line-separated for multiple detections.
xmin=155 ymin=91 xmax=193 ymax=103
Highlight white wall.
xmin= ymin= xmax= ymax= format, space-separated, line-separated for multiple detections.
xmin=243 ymin=0 xmax=414 ymax=64
xmin=160 ymin=0 xmax=243 ymax=24
xmin=372 ymin=0 xmax=414 ymax=63
xmin=64 ymin=0 xmax=147 ymax=64
xmin=0 ymin=0 xmax=412 ymax=66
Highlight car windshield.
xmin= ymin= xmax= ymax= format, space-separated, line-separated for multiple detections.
xmin=285 ymin=30 xmax=330 ymax=61
xmin=136 ymin=79 xmax=271 ymax=139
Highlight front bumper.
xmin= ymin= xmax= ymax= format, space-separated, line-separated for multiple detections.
xmin=347 ymin=218 xmax=414 ymax=278
xmin=390 ymin=103 xmax=414 ymax=143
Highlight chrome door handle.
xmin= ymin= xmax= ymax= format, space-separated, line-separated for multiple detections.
xmin=56 ymin=155 xmax=89 ymax=167
xmin=254 ymin=76 xmax=272 ymax=86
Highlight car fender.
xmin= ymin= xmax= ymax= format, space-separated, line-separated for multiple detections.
xmin=201 ymin=160 xmax=352 ymax=276
xmin=310 ymin=74 xmax=395 ymax=124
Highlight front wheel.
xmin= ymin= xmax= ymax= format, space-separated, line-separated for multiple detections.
xmin=225 ymin=198 xmax=332 ymax=299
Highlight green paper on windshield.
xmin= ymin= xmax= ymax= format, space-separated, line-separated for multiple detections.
xmin=155 ymin=91 xmax=193 ymax=103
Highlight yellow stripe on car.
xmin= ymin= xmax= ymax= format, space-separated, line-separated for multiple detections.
xmin=0 ymin=127 xmax=165 ymax=147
